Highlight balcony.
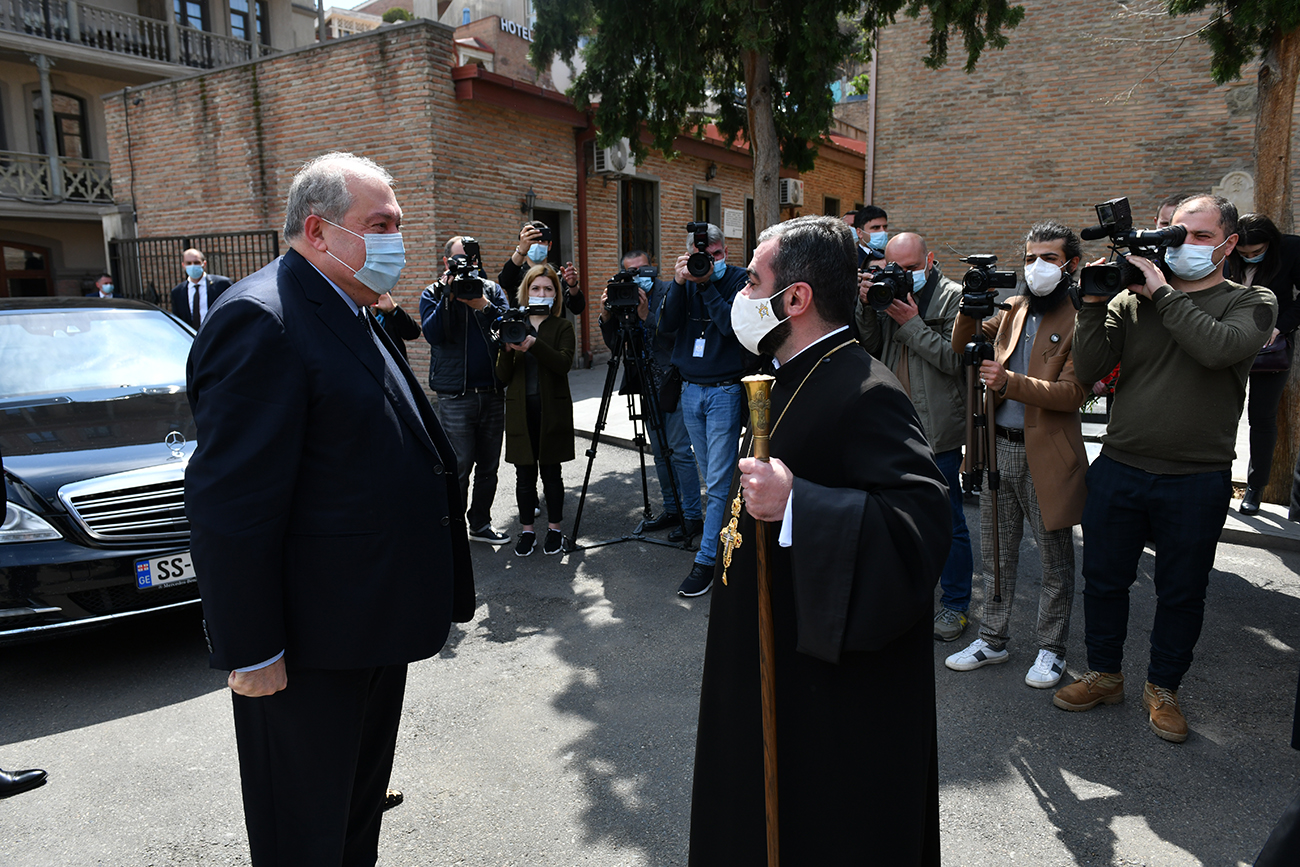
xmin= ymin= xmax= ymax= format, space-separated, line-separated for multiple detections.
xmin=0 ymin=0 xmax=275 ymax=70
xmin=0 ymin=150 xmax=112 ymax=204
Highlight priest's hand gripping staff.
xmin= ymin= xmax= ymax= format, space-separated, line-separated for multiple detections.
xmin=958 ymin=255 xmax=1016 ymax=603
xmin=737 ymin=373 xmax=780 ymax=867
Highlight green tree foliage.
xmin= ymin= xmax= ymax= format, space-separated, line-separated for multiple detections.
xmin=382 ymin=7 xmax=413 ymax=22
xmin=530 ymin=0 xmax=1024 ymax=172
xmin=849 ymin=71 xmax=872 ymax=97
xmin=1166 ymin=0 xmax=1300 ymax=82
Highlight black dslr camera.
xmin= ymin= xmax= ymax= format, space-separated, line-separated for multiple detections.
xmin=491 ymin=307 xmax=536 ymax=346
xmin=445 ymin=237 xmax=492 ymax=300
xmin=606 ymin=267 xmax=654 ymax=320
xmin=958 ymin=254 xmax=1017 ymax=319
xmin=685 ymin=222 xmax=714 ymax=279
xmin=862 ymin=262 xmax=911 ymax=312
xmin=1079 ymin=196 xmax=1187 ymax=298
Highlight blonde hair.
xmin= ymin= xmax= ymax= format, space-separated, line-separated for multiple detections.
xmin=519 ymin=263 xmax=562 ymax=316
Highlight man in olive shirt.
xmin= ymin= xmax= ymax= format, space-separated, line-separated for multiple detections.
xmin=1054 ymin=195 xmax=1275 ymax=743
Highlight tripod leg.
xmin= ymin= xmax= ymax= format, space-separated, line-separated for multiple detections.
xmin=629 ymin=390 xmax=653 ymax=519
xmin=568 ymin=347 xmax=625 ymax=549
xmin=985 ymin=383 xmax=1002 ymax=603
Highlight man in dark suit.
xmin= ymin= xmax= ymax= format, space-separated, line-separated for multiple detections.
xmin=171 ymin=248 xmax=232 ymax=329
xmin=185 ymin=152 xmax=475 ymax=866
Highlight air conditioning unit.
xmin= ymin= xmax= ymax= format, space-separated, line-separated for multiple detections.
xmin=593 ymin=138 xmax=637 ymax=176
xmin=779 ymin=178 xmax=804 ymax=207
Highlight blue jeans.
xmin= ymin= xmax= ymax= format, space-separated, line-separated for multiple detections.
xmin=649 ymin=404 xmax=703 ymax=521
xmin=934 ymin=448 xmax=974 ymax=612
xmin=680 ymin=381 xmax=746 ymax=566
xmin=433 ymin=391 xmax=505 ymax=532
xmin=1081 ymin=454 xmax=1231 ymax=690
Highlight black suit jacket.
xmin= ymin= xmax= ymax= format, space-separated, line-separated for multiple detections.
xmin=172 ymin=275 xmax=233 ymax=328
xmin=185 ymin=249 xmax=474 ymax=671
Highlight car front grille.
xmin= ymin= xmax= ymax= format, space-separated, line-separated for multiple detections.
xmin=69 ymin=580 xmax=199 ymax=615
xmin=59 ymin=463 xmax=190 ymax=545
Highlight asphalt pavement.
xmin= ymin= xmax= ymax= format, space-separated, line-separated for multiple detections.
xmin=4 ymin=384 xmax=1300 ymax=865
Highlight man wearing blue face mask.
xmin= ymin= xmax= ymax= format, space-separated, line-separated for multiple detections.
xmin=660 ymin=222 xmax=751 ymax=597
xmin=1058 ymin=194 xmax=1275 ymax=744
xmin=171 ymin=248 xmax=232 ymax=330
xmin=500 ymin=219 xmax=584 ymax=316
xmin=854 ymin=231 xmax=973 ymax=644
xmin=854 ymin=205 xmax=889 ymax=269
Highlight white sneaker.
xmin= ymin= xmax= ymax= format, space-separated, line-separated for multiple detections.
xmin=1025 ymin=649 xmax=1066 ymax=689
xmin=945 ymin=638 xmax=1009 ymax=672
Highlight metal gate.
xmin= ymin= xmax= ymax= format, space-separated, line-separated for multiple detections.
xmin=108 ymin=230 xmax=279 ymax=306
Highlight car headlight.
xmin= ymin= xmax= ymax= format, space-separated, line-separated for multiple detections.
xmin=1 ymin=502 xmax=62 ymax=543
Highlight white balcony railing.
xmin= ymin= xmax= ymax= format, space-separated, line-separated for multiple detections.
xmin=0 ymin=0 xmax=275 ymax=69
xmin=0 ymin=151 xmax=113 ymax=204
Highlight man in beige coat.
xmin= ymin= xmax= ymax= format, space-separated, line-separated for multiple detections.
xmin=944 ymin=221 xmax=1089 ymax=688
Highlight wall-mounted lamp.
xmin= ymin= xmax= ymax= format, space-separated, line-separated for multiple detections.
xmin=705 ymin=162 xmax=717 ymax=181
xmin=521 ymin=187 xmax=536 ymax=214
xmin=132 ymin=95 xmax=143 ymax=106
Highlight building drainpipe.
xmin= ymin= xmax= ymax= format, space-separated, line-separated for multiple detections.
xmin=31 ymin=53 xmax=63 ymax=200
xmin=575 ymin=123 xmax=595 ymax=367
xmin=865 ymin=31 xmax=879 ymax=205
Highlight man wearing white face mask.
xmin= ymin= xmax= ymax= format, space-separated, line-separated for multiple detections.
xmin=186 ymin=152 xmax=475 ymax=864
xmin=855 ymin=231 xmax=973 ymax=644
xmin=946 ymin=222 xmax=1088 ymax=689
xmin=1056 ymin=194 xmax=1274 ymax=744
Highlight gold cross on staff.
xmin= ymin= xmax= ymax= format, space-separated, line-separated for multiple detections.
xmin=719 ymin=492 xmax=745 ymax=585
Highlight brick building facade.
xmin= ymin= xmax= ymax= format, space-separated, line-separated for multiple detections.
xmin=102 ymin=19 xmax=865 ymax=374
xmin=869 ymin=1 xmax=1300 ymax=270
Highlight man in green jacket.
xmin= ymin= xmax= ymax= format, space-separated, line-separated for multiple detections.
xmin=855 ymin=232 xmax=973 ymax=643
xmin=1054 ymin=194 xmax=1276 ymax=743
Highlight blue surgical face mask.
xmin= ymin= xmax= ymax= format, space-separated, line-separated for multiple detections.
xmin=185 ymin=264 xmax=204 ymax=281
xmin=634 ymin=276 xmax=653 ymax=292
xmin=527 ymin=243 xmax=549 ymax=263
xmin=868 ymin=231 xmax=888 ymax=253
xmin=323 ymin=219 xmax=406 ymax=294
xmin=1164 ymin=237 xmax=1228 ymax=282
xmin=1242 ymin=251 xmax=1267 ymax=264
xmin=100 ymin=283 xmax=113 ymax=295
xmin=712 ymin=258 xmax=726 ymax=280
xmin=911 ymin=267 xmax=928 ymax=292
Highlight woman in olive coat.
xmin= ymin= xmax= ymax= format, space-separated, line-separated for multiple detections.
xmin=497 ymin=263 xmax=576 ymax=556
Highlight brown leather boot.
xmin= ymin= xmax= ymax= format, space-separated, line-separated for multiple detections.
xmin=1143 ymin=681 xmax=1189 ymax=743
xmin=1052 ymin=670 xmax=1125 ymax=711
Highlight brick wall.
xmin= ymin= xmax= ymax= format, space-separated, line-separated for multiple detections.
xmin=872 ymin=1 xmax=1300 ymax=272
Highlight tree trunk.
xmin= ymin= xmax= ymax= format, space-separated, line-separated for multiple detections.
xmin=1257 ymin=27 xmax=1300 ymax=506
xmin=744 ymin=49 xmax=782 ymax=235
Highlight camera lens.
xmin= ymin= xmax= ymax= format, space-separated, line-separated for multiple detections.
xmin=687 ymin=251 xmax=713 ymax=278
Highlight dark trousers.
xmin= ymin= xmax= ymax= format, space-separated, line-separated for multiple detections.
xmin=1081 ymin=454 xmax=1231 ymax=690
xmin=515 ymin=394 xmax=564 ymax=525
xmin=231 ymin=663 xmax=407 ymax=867
xmin=433 ymin=391 xmax=505 ymax=531
xmin=1246 ymin=368 xmax=1290 ymax=490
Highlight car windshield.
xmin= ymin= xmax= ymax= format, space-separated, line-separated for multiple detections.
xmin=0 ymin=308 xmax=191 ymax=398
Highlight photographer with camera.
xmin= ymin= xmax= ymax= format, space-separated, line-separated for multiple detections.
xmin=500 ymin=219 xmax=584 ymax=316
xmin=420 ymin=235 xmax=513 ymax=545
xmin=855 ymin=232 xmax=974 ymax=642
xmin=497 ymin=263 xmax=577 ymax=557
xmin=598 ymin=251 xmax=703 ymax=540
xmin=659 ymin=221 xmax=750 ymax=597
xmin=854 ymin=205 xmax=889 ymax=269
xmin=1055 ymin=194 xmax=1275 ymax=743
xmin=944 ymin=222 xmax=1089 ymax=689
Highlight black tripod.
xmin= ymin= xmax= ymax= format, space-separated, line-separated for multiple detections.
xmin=566 ymin=308 xmax=692 ymax=553
xmin=961 ymin=323 xmax=1004 ymax=602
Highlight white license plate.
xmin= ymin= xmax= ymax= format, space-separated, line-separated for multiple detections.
xmin=135 ymin=551 xmax=197 ymax=589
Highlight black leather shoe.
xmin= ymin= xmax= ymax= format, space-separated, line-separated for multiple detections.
xmin=668 ymin=517 xmax=704 ymax=543
xmin=637 ymin=511 xmax=681 ymax=533
xmin=1240 ymin=486 xmax=1261 ymax=515
xmin=0 ymin=767 xmax=47 ymax=798
xmin=382 ymin=788 xmax=403 ymax=811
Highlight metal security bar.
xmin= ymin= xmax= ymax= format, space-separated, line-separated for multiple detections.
xmin=108 ymin=230 xmax=279 ymax=307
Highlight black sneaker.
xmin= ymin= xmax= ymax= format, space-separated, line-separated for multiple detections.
xmin=638 ymin=511 xmax=681 ymax=533
xmin=514 ymin=531 xmax=535 ymax=557
xmin=469 ymin=524 xmax=509 ymax=544
xmin=543 ymin=529 xmax=565 ymax=555
xmin=677 ymin=562 xmax=714 ymax=597
xmin=668 ymin=517 xmax=704 ymax=543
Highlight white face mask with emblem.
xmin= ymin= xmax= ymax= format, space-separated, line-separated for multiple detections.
xmin=730 ymin=284 xmax=791 ymax=355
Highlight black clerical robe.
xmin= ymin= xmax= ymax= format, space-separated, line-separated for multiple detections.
xmin=688 ymin=330 xmax=951 ymax=866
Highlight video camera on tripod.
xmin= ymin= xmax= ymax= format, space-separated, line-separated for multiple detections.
xmin=605 ymin=266 xmax=656 ymax=322
xmin=1079 ymin=196 xmax=1187 ymax=298
xmin=957 ymin=254 xmax=1017 ymax=320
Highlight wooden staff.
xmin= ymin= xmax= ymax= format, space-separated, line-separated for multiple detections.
xmin=742 ymin=373 xmax=779 ymax=867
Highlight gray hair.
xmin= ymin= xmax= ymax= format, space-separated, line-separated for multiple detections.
xmin=692 ymin=223 xmax=724 ymax=246
xmin=283 ymin=152 xmax=394 ymax=240
xmin=756 ymin=215 xmax=857 ymax=326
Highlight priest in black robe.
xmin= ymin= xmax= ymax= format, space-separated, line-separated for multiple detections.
xmin=688 ymin=215 xmax=951 ymax=865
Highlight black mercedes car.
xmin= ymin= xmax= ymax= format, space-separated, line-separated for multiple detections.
xmin=1 ymin=297 xmax=200 ymax=643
